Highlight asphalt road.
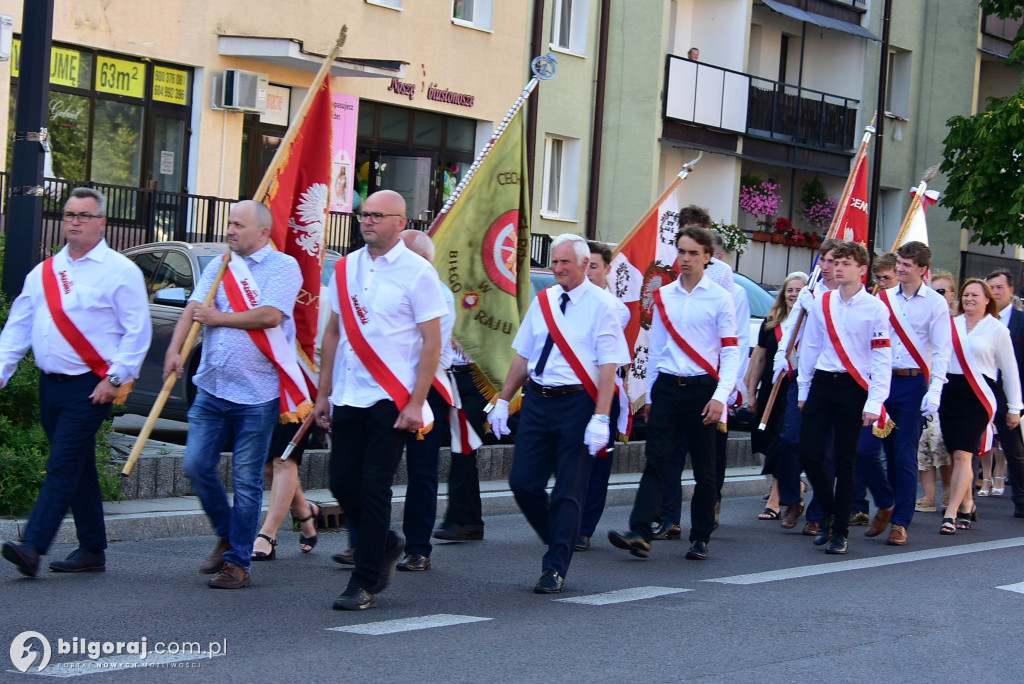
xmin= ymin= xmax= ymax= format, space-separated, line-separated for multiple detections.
xmin=4 ymin=494 xmax=1024 ymax=682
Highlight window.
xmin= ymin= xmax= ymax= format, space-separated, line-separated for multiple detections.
xmin=541 ymin=135 xmax=580 ymax=221
xmin=366 ymin=0 xmax=401 ymax=8
xmin=550 ymin=0 xmax=589 ymax=55
xmin=885 ymin=49 xmax=911 ymax=118
xmin=453 ymin=0 xmax=492 ymax=31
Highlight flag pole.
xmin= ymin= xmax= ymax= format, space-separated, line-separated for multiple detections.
xmin=887 ymin=162 xmax=940 ymax=253
xmin=122 ymin=31 xmax=346 ymax=477
xmin=610 ymin=153 xmax=702 ymax=258
xmin=757 ymin=114 xmax=876 ymax=432
xmin=429 ymin=52 xmax=558 ymax=236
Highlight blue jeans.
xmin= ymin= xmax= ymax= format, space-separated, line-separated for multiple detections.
xmin=183 ymin=389 xmax=277 ymax=571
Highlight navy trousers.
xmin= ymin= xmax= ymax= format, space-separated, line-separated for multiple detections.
xmin=509 ymin=388 xmax=594 ymax=578
xmin=22 ymin=373 xmax=111 ymax=555
xmin=402 ymin=387 xmax=449 ymax=556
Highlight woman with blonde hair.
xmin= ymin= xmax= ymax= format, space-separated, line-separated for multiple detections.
xmin=746 ymin=271 xmax=807 ymax=519
xmin=939 ymin=278 xmax=1021 ymax=534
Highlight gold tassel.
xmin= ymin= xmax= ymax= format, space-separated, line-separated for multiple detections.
xmin=278 ymin=400 xmax=314 ymax=424
xmin=414 ymin=421 xmax=434 ymax=440
xmin=716 ymin=421 xmax=728 ymax=434
xmin=872 ymin=418 xmax=896 ymax=439
xmin=113 ymin=381 xmax=134 ymax=405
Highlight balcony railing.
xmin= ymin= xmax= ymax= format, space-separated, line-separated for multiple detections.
xmin=663 ymin=54 xmax=859 ymax=152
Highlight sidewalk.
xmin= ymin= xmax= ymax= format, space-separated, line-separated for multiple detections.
xmin=0 ymin=465 xmax=769 ymax=544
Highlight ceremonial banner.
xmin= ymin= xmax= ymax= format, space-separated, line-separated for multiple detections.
xmin=836 ymin=151 xmax=869 ymax=244
xmin=429 ymin=108 xmax=531 ymax=400
xmin=263 ymin=72 xmax=332 ymax=391
xmin=608 ymin=191 xmax=681 ymax=408
xmin=903 ymin=186 xmax=939 ymax=247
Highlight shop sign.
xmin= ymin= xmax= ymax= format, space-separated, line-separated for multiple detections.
xmin=330 ymin=93 xmax=359 ymax=213
xmin=152 ymin=65 xmax=190 ymax=105
xmin=11 ymin=38 xmax=82 ymax=88
xmin=260 ymin=84 xmax=291 ymax=126
xmin=426 ymin=83 xmax=475 ymax=108
xmin=387 ymin=78 xmax=416 ymax=100
xmin=96 ymin=55 xmax=144 ymax=98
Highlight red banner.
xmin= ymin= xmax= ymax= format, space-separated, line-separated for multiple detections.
xmin=837 ymin=153 xmax=868 ymax=244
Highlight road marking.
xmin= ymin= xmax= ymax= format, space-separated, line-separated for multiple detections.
xmin=705 ymin=536 xmax=1024 ymax=585
xmin=996 ymin=581 xmax=1024 ymax=594
xmin=10 ymin=652 xmax=223 ymax=678
xmin=557 ymin=586 xmax=692 ymax=605
xmin=328 ymin=614 xmax=492 ymax=636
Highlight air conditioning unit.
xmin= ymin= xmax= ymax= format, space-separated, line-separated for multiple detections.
xmin=213 ymin=69 xmax=268 ymax=113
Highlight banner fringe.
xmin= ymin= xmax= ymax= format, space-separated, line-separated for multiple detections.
xmin=872 ymin=418 xmax=896 ymax=439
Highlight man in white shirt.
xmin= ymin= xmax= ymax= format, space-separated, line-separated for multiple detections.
xmin=1 ymin=187 xmax=151 ymax=577
xmin=488 ymin=234 xmax=628 ymax=593
xmin=314 ymin=190 xmax=446 ymax=610
xmin=986 ymin=268 xmax=1024 ymax=518
xmin=798 ymin=241 xmax=892 ymax=554
xmin=608 ymin=226 xmax=739 ymax=561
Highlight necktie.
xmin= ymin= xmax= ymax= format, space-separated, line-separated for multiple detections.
xmin=534 ymin=293 xmax=570 ymax=377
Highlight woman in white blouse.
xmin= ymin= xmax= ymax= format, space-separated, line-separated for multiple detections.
xmin=938 ymin=278 xmax=1022 ymax=534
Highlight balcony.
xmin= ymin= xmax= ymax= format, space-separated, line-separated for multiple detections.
xmin=663 ymin=54 xmax=856 ymax=169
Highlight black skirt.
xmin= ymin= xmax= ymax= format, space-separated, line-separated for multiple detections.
xmin=938 ymin=374 xmax=991 ymax=455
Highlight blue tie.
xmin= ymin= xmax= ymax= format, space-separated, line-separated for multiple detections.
xmin=534 ymin=293 xmax=570 ymax=377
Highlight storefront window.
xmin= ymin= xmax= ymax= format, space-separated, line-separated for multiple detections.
xmin=413 ymin=111 xmax=443 ymax=147
xmin=446 ymin=117 xmax=475 ymax=151
xmin=91 ymin=99 xmax=144 ymax=186
xmin=46 ymin=92 xmax=90 ymax=180
xmin=379 ymin=105 xmax=410 ymax=142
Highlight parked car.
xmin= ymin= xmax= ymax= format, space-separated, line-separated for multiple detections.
xmin=119 ymin=241 xmax=339 ymax=421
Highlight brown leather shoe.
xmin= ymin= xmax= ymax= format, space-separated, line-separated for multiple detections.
xmin=199 ymin=539 xmax=231 ymax=574
xmin=886 ymin=524 xmax=908 ymax=546
xmin=396 ymin=553 xmax=430 ymax=571
xmin=780 ymin=503 xmax=804 ymax=529
xmin=802 ymin=520 xmax=820 ymax=536
xmin=864 ymin=508 xmax=893 ymax=537
xmin=331 ymin=548 xmax=355 ymax=565
xmin=208 ymin=562 xmax=251 ymax=589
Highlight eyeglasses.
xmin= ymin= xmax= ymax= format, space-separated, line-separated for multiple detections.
xmin=357 ymin=211 xmax=403 ymax=225
xmin=935 ymin=288 xmax=947 ymax=296
xmin=63 ymin=212 xmax=103 ymax=223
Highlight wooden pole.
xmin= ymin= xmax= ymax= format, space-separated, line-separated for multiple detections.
xmin=886 ymin=162 xmax=940 ymax=253
xmin=610 ymin=153 xmax=702 ymax=258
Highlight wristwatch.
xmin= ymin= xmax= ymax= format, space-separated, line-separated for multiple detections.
xmin=106 ymin=374 xmax=122 ymax=387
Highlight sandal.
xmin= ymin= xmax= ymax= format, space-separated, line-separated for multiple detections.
xmin=915 ymin=498 xmax=937 ymax=513
xmin=251 ymin=533 xmax=277 ymax=561
xmin=978 ymin=478 xmax=993 ymax=497
xmin=992 ymin=477 xmax=1005 ymax=496
xmin=940 ymin=518 xmax=956 ymax=535
xmin=294 ymin=502 xmax=322 ymax=553
xmin=758 ymin=507 xmax=780 ymax=521
xmin=955 ymin=512 xmax=972 ymax=530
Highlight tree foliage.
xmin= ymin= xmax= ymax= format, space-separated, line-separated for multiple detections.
xmin=939 ymin=1 xmax=1024 ymax=246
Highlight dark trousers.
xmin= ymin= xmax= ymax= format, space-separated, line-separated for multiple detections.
xmin=799 ymin=372 xmax=868 ymax=540
xmin=578 ymin=396 xmax=621 ymax=537
xmin=509 ymin=389 xmax=594 ymax=577
xmin=994 ymin=382 xmax=1024 ymax=508
xmin=853 ymin=374 xmax=926 ymax=525
xmin=330 ymin=401 xmax=406 ymax=593
xmin=629 ymin=375 xmax=717 ymax=544
xmin=442 ymin=366 xmax=487 ymax=528
xmin=778 ymin=371 xmax=834 ymax=517
xmin=660 ymin=428 xmax=727 ymax=525
xmin=402 ymin=388 xmax=449 ymax=556
xmin=22 ymin=373 xmax=111 ymax=555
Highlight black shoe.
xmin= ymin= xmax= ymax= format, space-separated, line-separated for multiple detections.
xmin=433 ymin=523 xmax=484 ymax=541
xmin=685 ymin=540 xmax=709 ymax=560
xmin=650 ymin=522 xmax=681 ymax=540
xmin=813 ymin=515 xmax=834 ymax=546
xmin=396 ymin=553 xmax=430 ymax=571
xmin=333 ymin=586 xmax=375 ymax=610
xmin=49 ymin=548 xmax=105 ymax=573
xmin=2 ymin=541 xmax=39 ymax=578
xmin=607 ymin=530 xmax=651 ymax=558
xmin=574 ymin=535 xmax=591 ymax=552
xmin=534 ymin=569 xmax=564 ymax=594
xmin=825 ymin=535 xmax=849 ymax=554
xmin=1015 ymin=506 xmax=1024 ymax=519
xmin=331 ymin=548 xmax=355 ymax=565
xmin=849 ymin=510 xmax=870 ymax=526
xmin=371 ymin=537 xmax=405 ymax=594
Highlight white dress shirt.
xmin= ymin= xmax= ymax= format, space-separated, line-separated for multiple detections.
xmin=439 ymin=284 xmax=456 ymax=371
xmin=773 ymin=279 xmax=834 ymax=377
xmin=646 ymin=274 xmax=740 ymax=405
xmin=732 ymin=283 xmax=751 ymax=395
xmin=798 ymin=286 xmax=892 ymax=416
xmin=883 ymin=283 xmax=951 ymax=393
xmin=512 ymin=278 xmax=629 ymax=386
xmin=949 ymin=314 xmax=1022 ymax=413
xmin=1000 ymin=303 xmax=1013 ymax=327
xmin=327 ymin=239 xmax=447 ymax=408
xmin=0 ymin=240 xmax=151 ymax=385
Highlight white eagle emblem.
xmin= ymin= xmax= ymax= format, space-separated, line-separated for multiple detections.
xmin=289 ymin=183 xmax=328 ymax=258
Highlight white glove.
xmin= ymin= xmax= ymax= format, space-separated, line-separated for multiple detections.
xmin=487 ymin=398 xmax=511 ymax=437
xmin=772 ymin=361 xmax=786 ymax=385
xmin=584 ymin=415 xmax=610 ymax=456
xmin=921 ymin=389 xmax=941 ymax=417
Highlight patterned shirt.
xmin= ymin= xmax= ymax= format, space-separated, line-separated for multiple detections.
xmin=190 ymin=243 xmax=302 ymax=404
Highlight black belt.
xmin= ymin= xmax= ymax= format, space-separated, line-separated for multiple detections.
xmin=815 ymin=370 xmax=850 ymax=379
xmin=43 ymin=371 xmax=92 ymax=382
xmin=451 ymin=364 xmax=473 ymax=372
xmin=527 ymin=379 xmax=586 ymax=398
xmin=659 ymin=373 xmax=716 ymax=387
xmin=893 ymin=368 xmax=922 ymax=377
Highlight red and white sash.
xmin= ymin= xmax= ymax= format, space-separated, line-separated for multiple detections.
xmin=950 ymin=317 xmax=996 ymax=423
xmin=221 ymin=253 xmax=312 ymax=422
xmin=651 ymin=287 xmax=734 ymax=430
xmin=431 ymin=368 xmax=483 ymax=453
xmin=822 ymin=291 xmax=893 ymax=436
xmin=41 ymin=254 xmax=132 ymax=402
xmin=537 ymin=287 xmax=626 ymax=454
xmin=336 ymin=256 xmax=433 ymax=429
xmin=878 ymin=289 xmax=930 ymax=383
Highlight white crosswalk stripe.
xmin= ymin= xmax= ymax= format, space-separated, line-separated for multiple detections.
xmin=328 ymin=614 xmax=492 ymax=636
xmin=996 ymin=581 xmax=1024 ymax=595
xmin=556 ymin=586 xmax=691 ymax=605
